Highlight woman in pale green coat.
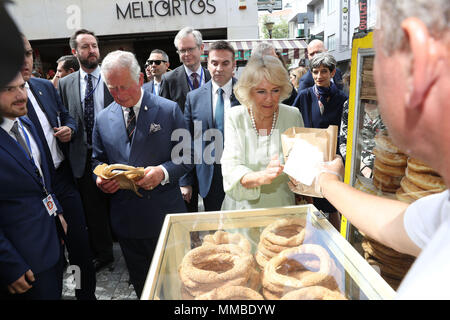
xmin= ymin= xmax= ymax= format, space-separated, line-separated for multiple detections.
xmin=221 ymin=55 xmax=304 ymax=210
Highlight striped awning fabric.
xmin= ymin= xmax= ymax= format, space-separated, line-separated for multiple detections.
xmin=202 ymin=38 xmax=308 ymax=61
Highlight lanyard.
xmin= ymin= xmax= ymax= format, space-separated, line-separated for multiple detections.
xmin=17 ymin=119 xmax=49 ymax=195
xmin=186 ymin=68 xmax=203 ymax=91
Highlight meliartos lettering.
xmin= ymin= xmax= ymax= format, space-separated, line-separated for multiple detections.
xmin=116 ymin=0 xmax=216 ymax=20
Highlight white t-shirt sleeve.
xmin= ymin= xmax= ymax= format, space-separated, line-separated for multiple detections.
xmin=403 ymin=190 xmax=450 ymax=249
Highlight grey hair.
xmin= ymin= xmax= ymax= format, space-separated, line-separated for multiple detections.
xmin=233 ymin=55 xmax=292 ymax=108
xmin=310 ymin=52 xmax=336 ymax=72
xmin=101 ymin=50 xmax=141 ymax=84
xmin=149 ymin=49 xmax=169 ymax=63
xmin=174 ymin=26 xmax=203 ymax=49
xmin=378 ymin=0 xmax=450 ymax=54
xmin=251 ymin=42 xmax=276 ymax=58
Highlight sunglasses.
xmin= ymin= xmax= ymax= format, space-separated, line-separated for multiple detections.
xmin=146 ymin=60 xmax=167 ymax=66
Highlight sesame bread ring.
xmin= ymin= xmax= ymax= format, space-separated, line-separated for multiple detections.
xmin=255 ymin=250 xmax=270 ymax=269
xmin=260 ymin=218 xmax=307 ymax=247
xmin=373 ymin=167 xmax=402 ymax=189
xmin=280 ymin=286 xmax=347 ymax=300
xmin=400 ymin=177 xmax=435 ymax=200
xmin=407 ymin=158 xmax=439 ymax=175
xmin=405 ymin=167 xmax=446 ymax=192
xmin=374 ymin=159 xmax=406 ymax=177
xmin=179 ymin=244 xmax=253 ymax=291
xmin=203 ymin=230 xmax=252 ymax=253
xmin=373 ymin=175 xmax=399 ymax=193
xmin=264 ymin=245 xmax=335 ymax=292
xmin=373 ymin=147 xmax=407 ymax=167
xmin=395 ymin=187 xmax=416 ymax=204
xmin=195 ymin=285 xmax=264 ymax=300
xmin=374 ymin=134 xmax=403 ymax=153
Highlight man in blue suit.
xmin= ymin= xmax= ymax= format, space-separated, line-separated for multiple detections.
xmin=21 ymin=35 xmax=96 ymax=299
xmin=180 ymin=40 xmax=240 ymax=211
xmin=92 ymin=50 xmax=191 ymax=298
xmin=0 ymin=73 xmax=63 ymax=299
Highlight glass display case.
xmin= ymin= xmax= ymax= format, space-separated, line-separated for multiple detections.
xmin=341 ymin=31 xmax=387 ymax=243
xmin=141 ymin=205 xmax=395 ymax=300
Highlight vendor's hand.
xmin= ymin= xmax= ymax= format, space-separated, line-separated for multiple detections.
xmin=260 ymin=154 xmax=284 ymax=185
xmin=317 ymin=155 xmax=345 ymax=187
xmin=8 ymin=270 xmax=35 ymax=294
xmin=96 ymin=176 xmax=120 ymax=194
xmin=180 ymin=186 xmax=192 ymax=203
xmin=53 ymin=126 xmax=72 ymax=143
xmin=135 ymin=166 xmax=164 ymax=191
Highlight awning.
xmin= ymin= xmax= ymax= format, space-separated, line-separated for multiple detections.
xmin=202 ymin=38 xmax=308 ymax=62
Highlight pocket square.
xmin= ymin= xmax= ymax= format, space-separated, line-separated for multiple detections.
xmin=149 ymin=123 xmax=161 ymax=134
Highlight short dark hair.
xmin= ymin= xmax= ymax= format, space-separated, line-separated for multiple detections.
xmin=69 ymin=29 xmax=98 ymax=50
xmin=149 ymin=49 xmax=169 ymax=62
xmin=208 ymin=40 xmax=235 ymax=60
xmin=56 ymin=55 xmax=80 ymax=72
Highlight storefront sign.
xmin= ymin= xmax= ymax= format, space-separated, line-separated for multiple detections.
xmin=116 ymin=0 xmax=216 ymax=20
xmin=341 ymin=0 xmax=349 ymax=46
xmin=358 ymin=0 xmax=368 ymax=32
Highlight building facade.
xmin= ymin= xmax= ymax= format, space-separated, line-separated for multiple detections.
xmin=287 ymin=0 xmax=378 ymax=71
xmin=7 ymin=0 xmax=259 ymax=76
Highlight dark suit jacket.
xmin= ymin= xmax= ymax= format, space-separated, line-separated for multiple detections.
xmin=27 ymin=78 xmax=77 ymax=164
xmin=142 ymin=79 xmax=165 ymax=96
xmin=294 ymin=86 xmax=348 ymax=141
xmin=298 ymin=68 xmax=344 ymax=92
xmin=58 ymin=71 xmax=114 ymax=178
xmin=92 ymin=90 xmax=192 ymax=239
xmin=159 ymin=65 xmax=211 ymax=112
xmin=179 ymin=79 xmax=239 ymax=198
xmin=0 ymin=117 xmax=61 ymax=286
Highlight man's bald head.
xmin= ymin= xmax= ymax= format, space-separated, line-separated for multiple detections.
xmin=307 ymin=40 xmax=327 ymax=60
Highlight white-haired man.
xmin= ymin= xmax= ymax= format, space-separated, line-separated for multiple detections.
xmin=92 ymin=50 xmax=191 ymax=298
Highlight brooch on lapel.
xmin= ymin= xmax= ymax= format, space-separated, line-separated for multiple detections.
xmin=149 ymin=123 xmax=161 ymax=134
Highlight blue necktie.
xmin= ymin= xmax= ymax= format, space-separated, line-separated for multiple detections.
xmin=84 ymin=74 xmax=95 ymax=145
xmin=215 ymin=88 xmax=224 ymax=134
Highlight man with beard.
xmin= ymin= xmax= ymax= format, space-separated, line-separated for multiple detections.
xmin=0 ymin=73 xmax=63 ymax=299
xmin=20 ymin=35 xmax=96 ymax=299
xmin=59 ymin=29 xmax=115 ymax=273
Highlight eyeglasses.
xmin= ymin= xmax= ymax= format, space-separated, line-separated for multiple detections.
xmin=146 ymin=60 xmax=167 ymax=67
xmin=177 ymin=47 xmax=198 ymax=55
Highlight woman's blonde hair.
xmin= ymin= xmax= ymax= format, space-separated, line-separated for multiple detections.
xmin=234 ymin=55 xmax=292 ymax=108
xmin=290 ymin=66 xmax=308 ymax=89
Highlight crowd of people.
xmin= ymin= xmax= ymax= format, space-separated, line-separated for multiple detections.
xmin=0 ymin=0 xmax=449 ymax=300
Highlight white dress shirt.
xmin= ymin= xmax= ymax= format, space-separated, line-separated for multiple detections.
xmin=25 ymin=82 xmax=64 ymax=169
xmin=211 ymin=78 xmax=233 ymax=120
xmin=80 ymin=66 xmax=105 ymax=116
xmin=184 ymin=64 xmax=206 ymax=88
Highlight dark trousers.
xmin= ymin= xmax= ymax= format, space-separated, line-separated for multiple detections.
xmin=118 ymin=237 xmax=158 ymax=299
xmin=185 ymin=168 xmax=199 ymax=212
xmin=55 ymin=160 xmax=96 ymax=300
xmin=0 ymin=248 xmax=64 ymax=300
xmin=202 ymin=164 xmax=225 ymax=211
xmin=76 ymin=151 xmax=114 ymax=262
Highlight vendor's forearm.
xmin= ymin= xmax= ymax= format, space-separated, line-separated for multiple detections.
xmin=321 ymin=174 xmax=420 ymax=256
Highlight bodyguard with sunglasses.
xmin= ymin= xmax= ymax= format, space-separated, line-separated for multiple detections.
xmin=142 ymin=49 xmax=170 ymax=96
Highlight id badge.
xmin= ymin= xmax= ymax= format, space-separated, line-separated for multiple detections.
xmin=43 ymin=194 xmax=57 ymax=216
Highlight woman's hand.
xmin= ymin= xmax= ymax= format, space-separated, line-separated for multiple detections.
xmin=240 ymin=154 xmax=284 ymax=188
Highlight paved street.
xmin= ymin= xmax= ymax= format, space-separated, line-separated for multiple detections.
xmin=62 ymin=242 xmax=138 ymax=300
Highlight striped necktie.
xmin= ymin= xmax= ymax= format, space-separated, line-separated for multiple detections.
xmin=126 ymin=107 xmax=136 ymax=141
